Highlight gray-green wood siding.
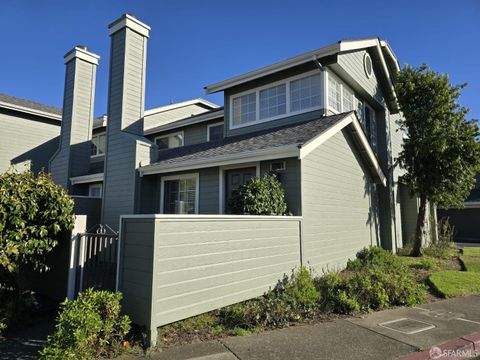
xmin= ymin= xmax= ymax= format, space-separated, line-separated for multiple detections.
xmin=102 ymin=25 xmax=148 ymax=229
xmin=0 ymin=109 xmax=59 ymax=174
xmin=301 ymin=129 xmax=377 ymax=270
xmin=118 ymin=216 xmax=302 ymax=345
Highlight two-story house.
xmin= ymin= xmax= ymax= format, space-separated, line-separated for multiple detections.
xmin=45 ymin=14 xmax=420 ymax=268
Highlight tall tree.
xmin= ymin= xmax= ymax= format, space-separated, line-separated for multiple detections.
xmin=395 ymin=64 xmax=480 ymax=256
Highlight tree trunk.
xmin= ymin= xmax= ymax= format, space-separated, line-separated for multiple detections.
xmin=413 ymin=194 xmax=428 ymax=257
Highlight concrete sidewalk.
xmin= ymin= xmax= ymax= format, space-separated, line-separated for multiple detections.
xmin=145 ymin=295 xmax=480 ymax=360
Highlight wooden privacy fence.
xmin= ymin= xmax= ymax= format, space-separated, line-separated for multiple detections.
xmin=68 ymin=223 xmax=119 ymax=297
xmin=117 ymin=214 xmax=303 ymax=346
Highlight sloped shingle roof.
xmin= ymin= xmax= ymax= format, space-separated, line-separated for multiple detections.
xmin=152 ymin=112 xmax=351 ymax=166
xmin=0 ymin=93 xmax=62 ymax=117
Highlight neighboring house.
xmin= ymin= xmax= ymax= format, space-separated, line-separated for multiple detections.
xmin=43 ymin=13 xmax=420 ymax=258
xmin=438 ymin=174 xmax=480 ymax=242
xmin=0 ymin=93 xmax=61 ymax=173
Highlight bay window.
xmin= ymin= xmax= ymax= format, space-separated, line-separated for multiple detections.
xmin=232 ymin=92 xmax=256 ymax=126
xmin=328 ymin=75 xmax=342 ymax=112
xmin=91 ymin=133 xmax=106 ymax=157
xmin=290 ymin=73 xmax=322 ymax=112
xmin=259 ymin=84 xmax=286 ymax=119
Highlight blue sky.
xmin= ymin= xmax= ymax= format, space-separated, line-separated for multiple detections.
xmin=0 ymin=0 xmax=478 ymax=119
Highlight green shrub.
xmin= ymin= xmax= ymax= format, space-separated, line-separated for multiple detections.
xmin=229 ymin=174 xmax=288 ymax=215
xmin=219 ymin=267 xmax=319 ymax=330
xmin=317 ymin=247 xmax=425 ymax=314
xmin=423 ymin=242 xmax=458 ymax=259
xmin=39 ymin=289 xmax=131 ymax=360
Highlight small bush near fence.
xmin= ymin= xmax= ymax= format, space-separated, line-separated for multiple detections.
xmin=39 ymin=289 xmax=131 ymax=360
xmin=159 ymin=248 xmax=426 ymax=347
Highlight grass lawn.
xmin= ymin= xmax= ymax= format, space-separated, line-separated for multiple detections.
xmin=462 ymin=247 xmax=480 ymax=257
xmin=428 ymin=270 xmax=480 ymax=298
xmin=460 ymin=256 xmax=480 ymax=273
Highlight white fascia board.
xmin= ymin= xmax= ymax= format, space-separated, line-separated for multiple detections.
xmin=120 ymin=214 xmax=303 ymax=221
xmin=144 ymin=98 xmax=220 ymax=116
xmin=109 ymin=14 xmax=151 ymax=37
xmin=64 ymin=47 xmax=100 ymax=65
xmin=350 ymin=118 xmax=387 ymax=186
xmin=204 ymin=43 xmax=340 ymax=94
xmin=338 ymin=38 xmax=380 ymax=52
xmin=70 ymin=173 xmax=104 ymax=185
xmin=144 ymin=109 xmax=224 ymax=135
xmin=299 ymin=114 xmax=354 ymax=159
xmin=0 ymin=101 xmax=62 ymax=121
xmin=139 ymin=145 xmax=299 ymax=176
xmin=380 ymin=40 xmax=401 ymax=72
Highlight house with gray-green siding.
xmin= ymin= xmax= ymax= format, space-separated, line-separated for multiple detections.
xmin=0 ymin=93 xmax=61 ymax=174
xmin=42 ymin=14 xmax=421 ymax=263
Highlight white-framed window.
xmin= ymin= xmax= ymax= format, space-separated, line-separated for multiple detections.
xmin=364 ymin=104 xmax=377 ymax=152
xmin=290 ymin=73 xmax=322 ymax=112
xmin=155 ymin=131 xmax=184 ymax=150
xmin=342 ymin=85 xmax=355 ymax=112
xmin=229 ymin=70 xmax=323 ymax=130
xmin=232 ymin=92 xmax=256 ymax=126
xmin=260 ymin=84 xmax=287 ymax=119
xmin=160 ymin=173 xmax=199 ymax=214
xmin=91 ymin=133 xmax=106 ymax=157
xmin=270 ymin=161 xmax=286 ymax=172
xmin=88 ymin=183 xmax=102 ymax=198
xmin=207 ymin=122 xmax=224 ymax=142
xmin=328 ymin=74 xmax=342 ymax=112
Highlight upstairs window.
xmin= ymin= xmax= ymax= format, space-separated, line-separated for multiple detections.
xmin=155 ymin=131 xmax=184 ymax=150
xmin=232 ymin=92 xmax=256 ymax=126
xmin=230 ymin=70 xmax=323 ymax=130
xmin=88 ymin=183 xmax=103 ymax=198
xmin=207 ymin=123 xmax=224 ymax=141
xmin=260 ymin=84 xmax=286 ymax=119
xmin=328 ymin=75 xmax=342 ymax=112
xmin=342 ymin=85 xmax=354 ymax=111
xmin=91 ymin=133 xmax=106 ymax=157
xmin=290 ymin=73 xmax=322 ymax=112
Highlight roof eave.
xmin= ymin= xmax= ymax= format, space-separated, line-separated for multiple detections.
xmin=0 ymin=101 xmax=62 ymax=121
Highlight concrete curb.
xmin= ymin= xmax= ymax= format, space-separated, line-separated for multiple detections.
xmin=397 ymin=331 xmax=480 ymax=359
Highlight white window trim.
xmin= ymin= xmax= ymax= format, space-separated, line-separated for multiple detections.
xmin=326 ymin=70 xmax=355 ymax=115
xmin=88 ymin=183 xmax=103 ymax=198
xmin=207 ymin=122 xmax=224 ymax=142
xmin=160 ymin=173 xmax=199 ymax=214
xmin=218 ymin=162 xmax=260 ymax=214
xmin=154 ymin=131 xmax=185 ymax=149
xmin=229 ymin=69 xmax=323 ymax=131
xmin=90 ymin=133 xmax=106 ymax=158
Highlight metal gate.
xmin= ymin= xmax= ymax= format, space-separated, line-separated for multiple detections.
xmin=75 ymin=224 xmax=119 ymax=294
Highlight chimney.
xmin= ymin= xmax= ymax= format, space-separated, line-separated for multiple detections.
xmin=102 ymin=14 xmax=150 ymax=228
xmin=50 ymin=46 xmax=99 ymax=189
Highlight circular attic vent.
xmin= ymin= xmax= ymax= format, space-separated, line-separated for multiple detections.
xmin=364 ymin=53 xmax=373 ymax=79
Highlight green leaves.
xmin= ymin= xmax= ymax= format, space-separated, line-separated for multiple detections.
xmin=395 ymin=64 xmax=480 ymax=209
xmin=0 ymin=169 xmax=75 ymax=273
xmin=229 ymin=173 xmax=289 ymax=215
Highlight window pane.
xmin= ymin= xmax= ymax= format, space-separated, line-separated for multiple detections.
xmin=156 ymin=136 xmax=169 ymax=150
xmin=290 ymin=73 xmax=322 ymax=112
xmin=91 ymin=136 xmax=98 ymax=156
xmin=342 ymin=86 xmax=354 ymax=112
xmin=328 ymin=75 xmax=341 ymax=112
xmin=259 ymin=84 xmax=286 ymax=120
xmin=163 ymin=177 xmax=197 ymax=214
xmin=232 ymin=92 xmax=256 ymax=125
xmin=208 ymin=124 xmax=223 ymax=141
xmin=98 ymin=134 xmax=106 ymax=154
xmin=169 ymin=134 xmax=184 ymax=148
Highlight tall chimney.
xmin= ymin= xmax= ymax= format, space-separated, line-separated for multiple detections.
xmin=50 ymin=46 xmax=99 ymax=189
xmin=102 ymin=14 xmax=150 ymax=228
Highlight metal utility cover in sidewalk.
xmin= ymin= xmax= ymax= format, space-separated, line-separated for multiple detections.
xmin=379 ymin=318 xmax=436 ymax=334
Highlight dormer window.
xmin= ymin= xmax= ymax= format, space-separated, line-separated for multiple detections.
xmin=91 ymin=133 xmax=106 ymax=157
xmin=230 ymin=70 xmax=323 ymax=130
xmin=155 ymin=131 xmax=184 ymax=150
